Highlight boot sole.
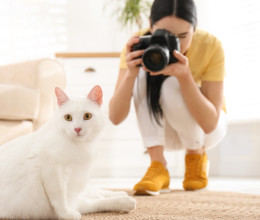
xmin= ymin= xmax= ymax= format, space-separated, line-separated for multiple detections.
xmin=134 ymin=187 xmax=171 ymax=196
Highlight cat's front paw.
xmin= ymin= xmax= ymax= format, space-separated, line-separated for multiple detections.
xmin=117 ymin=196 xmax=136 ymax=213
xmin=58 ymin=209 xmax=81 ymax=220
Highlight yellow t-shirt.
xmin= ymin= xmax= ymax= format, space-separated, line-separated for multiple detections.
xmin=119 ymin=28 xmax=226 ymax=85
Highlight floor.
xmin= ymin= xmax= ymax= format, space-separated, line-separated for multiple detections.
xmin=90 ymin=177 xmax=260 ymax=195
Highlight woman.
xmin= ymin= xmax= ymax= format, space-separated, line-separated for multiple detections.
xmin=109 ymin=0 xmax=227 ymax=195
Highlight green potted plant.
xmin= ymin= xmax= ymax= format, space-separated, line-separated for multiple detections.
xmin=107 ymin=0 xmax=152 ymax=30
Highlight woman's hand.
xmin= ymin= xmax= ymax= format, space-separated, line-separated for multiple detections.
xmin=125 ymin=36 xmax=145 ymax=76
xmin=144 ymin=50 xmax=191 ymax=81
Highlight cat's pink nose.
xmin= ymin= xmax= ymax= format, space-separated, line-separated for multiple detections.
xmin=74 ymin=127 xmax=82 ymax=134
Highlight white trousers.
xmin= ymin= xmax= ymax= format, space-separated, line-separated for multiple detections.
xmin=133 ymin=70 xmax=228 ymax=151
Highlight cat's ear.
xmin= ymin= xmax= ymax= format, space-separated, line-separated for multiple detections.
xmin=55 ymin=87 xmax=69 ymax=107
xmin=87 ymin=85 xmax=103 ymax=106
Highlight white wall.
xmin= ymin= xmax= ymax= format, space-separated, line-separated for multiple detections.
xmin=0 ymin=0 xmax=68 ymax=65
xmin=195 ymin=0 xmax=260 ymax=177
xmin=208 ymin=120 xmax=260 ymax=177
xmin=0 ymin=0 xmax=149 ymax=63
xmin=65 ymin=0 xmax=151 ymax=52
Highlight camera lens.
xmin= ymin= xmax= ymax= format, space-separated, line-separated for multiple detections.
xmin=143 ymin=45 xmax=169 ymax=72
xmin=147 ymin=52 xmax=163 ymax=65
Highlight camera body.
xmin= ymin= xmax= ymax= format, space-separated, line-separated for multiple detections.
xmin=132 ymin=29 xmax=180 ymax=72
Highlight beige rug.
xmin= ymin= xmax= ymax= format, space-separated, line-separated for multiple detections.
xmin=83 ymin=190 xmax=260 ymax=220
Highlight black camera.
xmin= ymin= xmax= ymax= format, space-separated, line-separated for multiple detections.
xmin=132 ymin=29 xmax=180 ymax=72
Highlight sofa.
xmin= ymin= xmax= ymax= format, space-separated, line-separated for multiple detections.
xmin=0 ymin=58 xmax=66 ymax=146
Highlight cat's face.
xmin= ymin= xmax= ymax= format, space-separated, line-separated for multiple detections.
xmin=54 ymin=86 xmax=105 ymax=142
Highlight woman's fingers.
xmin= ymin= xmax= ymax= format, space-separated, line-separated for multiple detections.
xmin=125 ymin=36 xmax=145 ymax=69
xmin=126 ymin=50 xmax=144 ymax=68
xmin=126 ymin=36 xmax=140 ymax=53
xmin=148 ymin=51 xmax=189 ymax=76
xmin=130 ymin=58 xmax=143 ymax=68
xmin=126 ymin=49 xmax=144 ymax=62
xmin=173 ymin=50 xmax=188 ymax=64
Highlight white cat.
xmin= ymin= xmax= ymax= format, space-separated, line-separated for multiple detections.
xmin=0 ymin=85 xmax=136 ymax=220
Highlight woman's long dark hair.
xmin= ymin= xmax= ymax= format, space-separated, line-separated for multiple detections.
xmin=146 ymin=0 xmax=197 ymax=125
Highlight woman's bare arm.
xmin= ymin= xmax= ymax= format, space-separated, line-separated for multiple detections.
xmin=109 ymin=36 xmax=144 ymax=125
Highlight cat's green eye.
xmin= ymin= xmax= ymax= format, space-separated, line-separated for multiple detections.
xmin=64 ymin=114 xmax=72 ymax=121
xmin=83 ymin=113 xmax=92 ymax=120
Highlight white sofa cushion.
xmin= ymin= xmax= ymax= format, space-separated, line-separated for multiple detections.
xmin=0 ymin=83 xmax=39 ymax=120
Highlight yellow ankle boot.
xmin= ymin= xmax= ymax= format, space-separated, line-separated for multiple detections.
xmin=133 ymin=161 xmax=170 ymax=195
xmin=183 ymin=152 xmax=209 ymax=191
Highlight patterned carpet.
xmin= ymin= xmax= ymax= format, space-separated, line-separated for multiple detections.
xmin=83 ymin=190 xmax=260 ymax=220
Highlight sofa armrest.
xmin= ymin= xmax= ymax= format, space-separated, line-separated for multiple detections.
xmin=33 ymin=58 xmax=66 ymax=130
xmin=0 ymin=83 xmax=39 ymax=120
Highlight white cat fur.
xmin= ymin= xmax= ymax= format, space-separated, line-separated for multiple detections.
xmin=0 ymin=86 xmax=136 ymax=220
